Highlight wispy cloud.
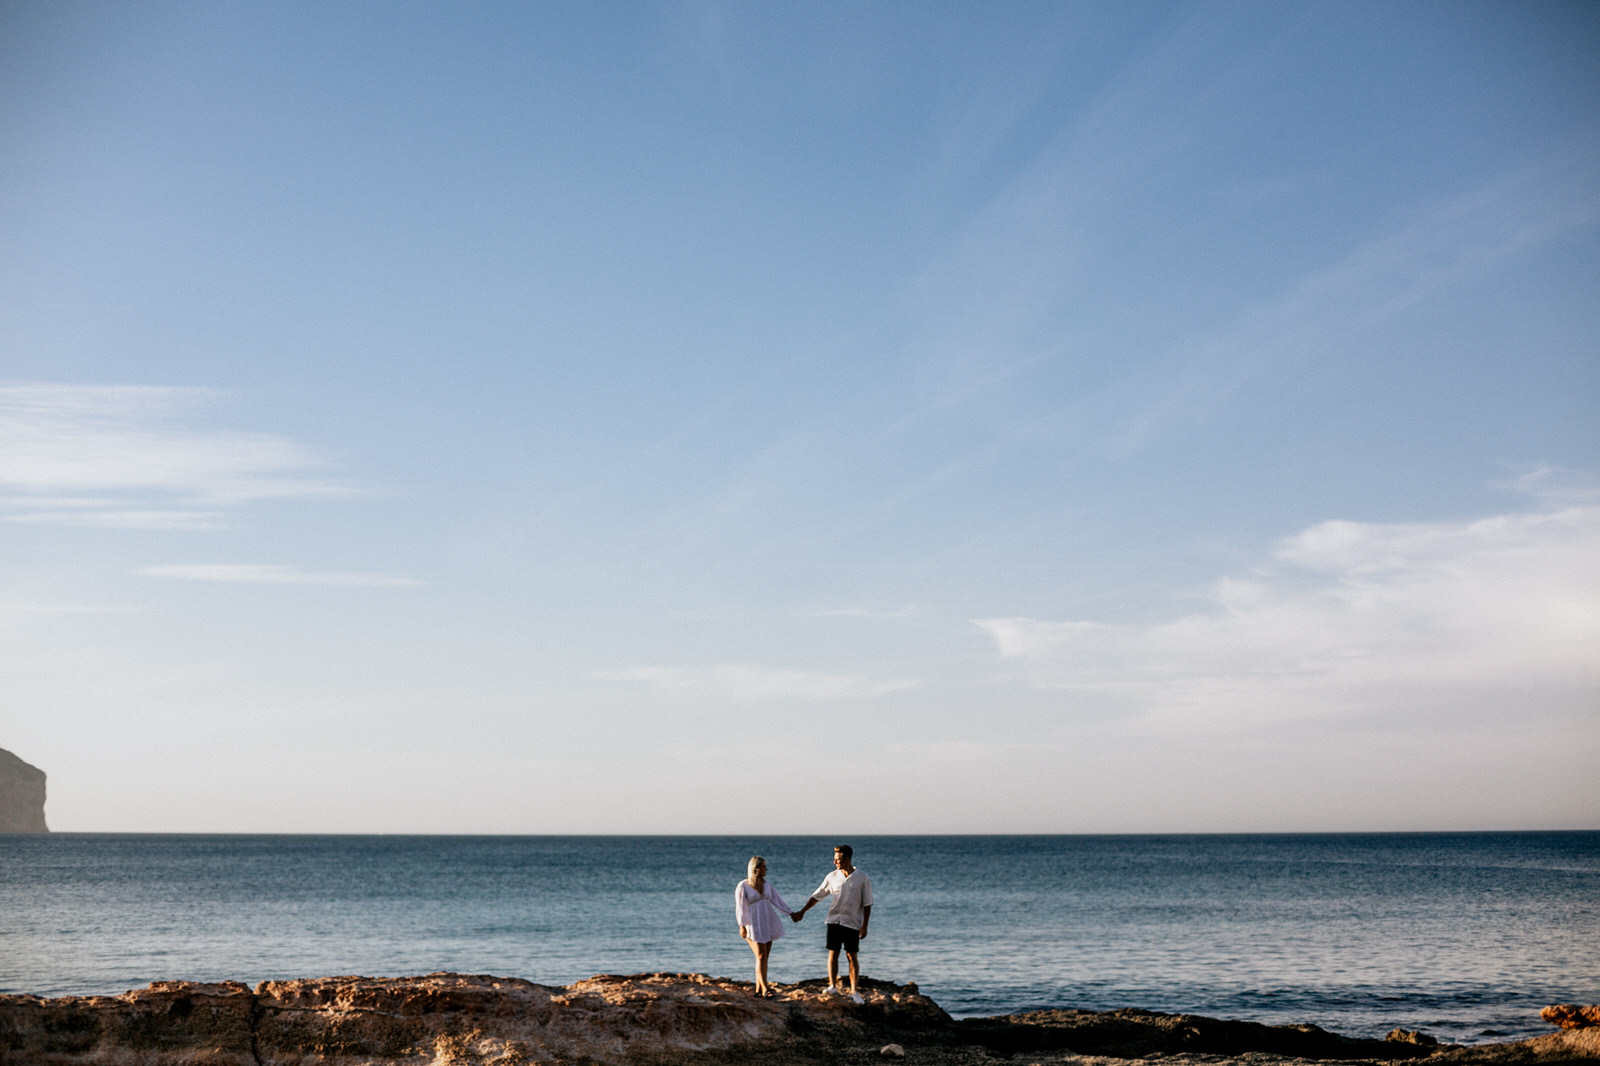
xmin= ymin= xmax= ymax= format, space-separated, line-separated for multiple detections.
xmin=884 ymin=739 xmax=1013 ymax=765
xmin=1492 ymin=463 xmax=1600 ymax=509
xmin=138 ymin=564 xmax=422 ymax=588
xmin=810 ymin=604 xmax=921 ymax=619
xmin=0 ymin=602 xmax=141 ymax=614
xmin=976 ymin=504 xmax=1600 ymax=732
xmin=0 ymin=383 xmax=353 ymax=528
xmin=1116 ymin=148 xmax=1600 ymax=451
xmin=5 ymin=509 xmax=230 ymax=530
xmin=598 ymin=663 xmax=919 ymax=702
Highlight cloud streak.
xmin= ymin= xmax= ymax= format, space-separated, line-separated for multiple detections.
xmin=1116 ymin=147 xmax=1600 ymax=451
xmin=5 ymin=509 xmax=230 ymax=530
xmin=976 ymin=504 xmax=1600 ymax=732
xmin=138 ymin=565 xmax=422 ymax=588
xmin=598 ymin=664 xmax=919 ymax=702
xmin=0 ymin=384 xmax=353 ymax=528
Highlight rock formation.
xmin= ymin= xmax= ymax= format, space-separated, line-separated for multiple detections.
xmin=0 ymin=747 xmax=47 ymax=832
xmin=0 ymin=973 xmax=942 ymax=1066
xmin=1544 ymin=1005 xmax=1600 ymax=1029
xmin=2 ymin=972 xmax=1596 ymax=1065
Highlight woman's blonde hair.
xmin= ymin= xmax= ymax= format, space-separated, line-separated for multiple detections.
xmin=747 ymin=855 xmax=766 ymax=881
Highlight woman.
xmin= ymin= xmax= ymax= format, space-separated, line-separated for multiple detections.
xmin=734 ymin=855 xmax=792 ymax=996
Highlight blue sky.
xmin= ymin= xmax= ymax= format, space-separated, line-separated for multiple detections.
xmin=2 ymin=1 xmax=1596 ymax=832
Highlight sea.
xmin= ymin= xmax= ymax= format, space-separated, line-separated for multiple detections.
xmin=2 ymin=832 xmax=1596 ymax=1045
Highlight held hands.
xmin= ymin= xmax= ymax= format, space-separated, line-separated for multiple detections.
xmin=789 ymin=911 xmax=803 ymax=922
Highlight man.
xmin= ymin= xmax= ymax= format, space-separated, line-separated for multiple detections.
xmin=790 ymin=844 xmax=872 ymax=1002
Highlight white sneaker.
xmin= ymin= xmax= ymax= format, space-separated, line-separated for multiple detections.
xmin=822 ymin=985 xmax=842 ymax=996
xmin=849 ymin=992 xmax=864 ymax=1005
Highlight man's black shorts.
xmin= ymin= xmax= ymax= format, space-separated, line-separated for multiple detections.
xmin=825 ymin=922 xmax=860 ymax=954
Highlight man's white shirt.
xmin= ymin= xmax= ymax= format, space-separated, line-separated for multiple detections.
xmin=812 ymin=868 xmax=873 ymax=928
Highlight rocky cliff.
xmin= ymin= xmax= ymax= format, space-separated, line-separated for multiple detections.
xmin=1 ymin=972 xmax=1594 ymax=1066
xmin=0 ymin=747 xmax=47 ymax=832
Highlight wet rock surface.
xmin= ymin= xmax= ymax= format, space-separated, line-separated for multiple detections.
xmin=1 ymin=973 xmax=1595 ymax=1065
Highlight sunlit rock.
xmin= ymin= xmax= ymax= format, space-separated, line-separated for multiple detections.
xmin=1544 ymin=1004 xmax=1600 ymax=1029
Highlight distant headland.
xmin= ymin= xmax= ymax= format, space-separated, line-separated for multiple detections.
xmin=0 ymin=746 xmax=48 ymax=832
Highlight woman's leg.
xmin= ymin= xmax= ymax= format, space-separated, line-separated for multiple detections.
xmin=746 ymin=935 xmax=765 ymax=991
xmin=756 ymin=940 xmax=772 ymax=994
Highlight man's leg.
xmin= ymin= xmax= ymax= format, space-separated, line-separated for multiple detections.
xmin=826 ymin=948 xmax=840 ymax=990
xmin=844 ymin=949 xmax=859 ymax=994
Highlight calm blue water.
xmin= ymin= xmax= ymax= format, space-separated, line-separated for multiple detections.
xmin=2 ymin=833 xmax=1596 ymax=1044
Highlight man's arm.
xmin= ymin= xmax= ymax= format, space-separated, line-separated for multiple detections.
xmin=792 ymin=875 xmax=834 ymax=921
xmin=859 ymin=904 xmax=871 ymax=938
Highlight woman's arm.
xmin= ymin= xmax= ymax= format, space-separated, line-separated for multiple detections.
xmin=734 ymin=883 xmax=753 ymax=931
xmin=769 ymin=885 xmax=791 ymax=914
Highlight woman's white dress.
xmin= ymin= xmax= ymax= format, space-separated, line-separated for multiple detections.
xmin=735 ymin=880 xmax=792 ymax=944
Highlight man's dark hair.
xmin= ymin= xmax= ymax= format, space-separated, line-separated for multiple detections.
xmin=834 ymin=844 xmax=853 ymax=861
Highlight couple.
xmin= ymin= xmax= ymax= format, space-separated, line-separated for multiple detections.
xmin=734 ymin=844 xmax=873 ymax=1002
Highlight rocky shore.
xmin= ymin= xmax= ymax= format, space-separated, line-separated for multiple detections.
xmin=1 ymin=973 xmax=1595 ymax=1066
